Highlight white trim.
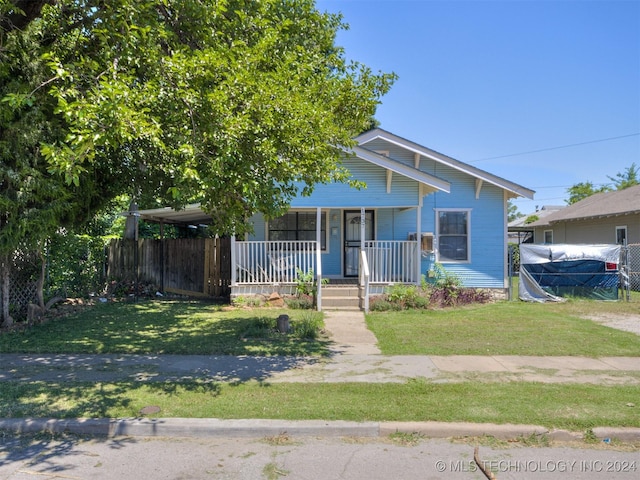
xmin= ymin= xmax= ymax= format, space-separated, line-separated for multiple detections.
xmin=543 ymin=229 xmax=553 ymax=244
xmin=356 ymin=128 xmax=535 ymax=199
xmin=416 ymin=187 xmax=422 ymax=284
xmin=503 ymin=191 xmax=509 ymax=289
xmin=616 ymin=225 xmax=627 ymax=245
xmin=347 ymin=145 xmax=451 ymax=193
xmin=435 ymin=208 xmax=472 ymax=264
xmin=475 ymin=179 xmax=483 ymax=199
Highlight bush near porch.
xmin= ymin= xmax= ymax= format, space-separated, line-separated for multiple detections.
xmin=370 ymin=268 xmax=493 ymax=311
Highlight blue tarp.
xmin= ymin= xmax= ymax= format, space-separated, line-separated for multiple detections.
xmin=519 ymin=244 xmax=621 ymax=302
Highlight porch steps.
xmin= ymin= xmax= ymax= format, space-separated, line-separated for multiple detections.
xmin=321 ymin=285 xmax=363 ymax=311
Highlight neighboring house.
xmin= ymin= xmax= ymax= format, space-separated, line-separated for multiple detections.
xmin=508 ymin=205 xmax=565 ymax=244
xmin=527 ymin=185 xmax=640 ymax=245
xmin=135 ymin=128 xmax=535 ymax=308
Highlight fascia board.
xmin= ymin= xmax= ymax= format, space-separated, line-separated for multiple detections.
xmin=357 ymin=129 xmax=535 ymax=200
xmin=348 ymin=145 xmax=451 ymax=193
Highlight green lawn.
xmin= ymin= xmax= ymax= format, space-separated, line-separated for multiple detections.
xmin=1 ymin=298 xmax=640 ymax=431
xmin=1 ymin=380 xmax=638 ymax=431
xmin=2 ymin=297 xmax=639 ymax=357
xmin=0 ymin=300 xmax=329 ymax=356
xmin=366 ymin=300 xmax=640 ymax=356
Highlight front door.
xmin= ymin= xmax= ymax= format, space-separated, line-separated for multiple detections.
xmin=344 ymin=210 xmax=374 ymax=277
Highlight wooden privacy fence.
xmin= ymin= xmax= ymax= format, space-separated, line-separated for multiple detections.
xmin=107 ymin=238 xmax=231 ymax=298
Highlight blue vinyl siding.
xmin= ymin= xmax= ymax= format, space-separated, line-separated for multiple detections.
xmin=242 ymin=136 xmax=515 ymax=288
xmin=421 ymin=168 xmax=506 ymax=287
xmin=291 ymin=157 xmax=420 ymax=208
xmin=376 ymin=208 xmax=421 ymax=241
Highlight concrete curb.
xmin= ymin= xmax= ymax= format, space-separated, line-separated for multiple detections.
xmin=1 ymin=418 xmax=639 ymax=442
xmin=0 ymin=418 xmax=379 ymax=438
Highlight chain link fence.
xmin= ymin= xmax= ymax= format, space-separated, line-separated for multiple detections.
xmin=626 ymin=243 xmax=640 ymax=291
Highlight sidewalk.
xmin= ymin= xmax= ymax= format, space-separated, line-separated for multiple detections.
xmin=1 ymin=310 xmax=639 ymax=441
xmin=0 ymin=310 xmax=638 ymax=384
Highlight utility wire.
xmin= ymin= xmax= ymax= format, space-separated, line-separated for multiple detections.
xmin=469 ymin=133 xmax=640 ymax=162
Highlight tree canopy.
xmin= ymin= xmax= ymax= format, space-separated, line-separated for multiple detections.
xmin=1 ymin=0 xmax=396 ymax=243
xmin=565 ymin=163 xmax=640 ymax=205
xmin=607 ymin=162 xmax=639 ymax=191
xmin=565 ymin=181 xmax=611 ymax=205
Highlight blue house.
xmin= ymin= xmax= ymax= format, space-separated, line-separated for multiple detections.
xmin=230 ymin=128 xmax=534 ymax=308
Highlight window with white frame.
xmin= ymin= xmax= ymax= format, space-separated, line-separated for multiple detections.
xmin=268 ymin=211 xmax=327 ymax=250
xmin=616 ymin=226 xmax=627 ymax=245
xmin=436 ymin=210 xmax=470 ymax=262
xmin=544 ymin=230 xmax=553 ymax=244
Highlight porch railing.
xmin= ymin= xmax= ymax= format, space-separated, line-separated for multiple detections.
xmin=232 ymin=239 xmax=419 ymax=286
xmin=364 ymin=240 xmax=419 ymax=284
xmin=359 ymin=249 xmax=370 ymax=312
xmin=233 ymin=240 xmax=319 ymax=284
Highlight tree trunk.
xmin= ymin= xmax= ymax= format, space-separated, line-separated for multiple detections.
xmin=0 ymin=1 xmax=57 ymax=34
xmin=1 ymin=252 xmax=13 ymax=327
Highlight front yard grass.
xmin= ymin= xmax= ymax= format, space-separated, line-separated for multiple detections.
xmin=1 ymin=297 xmax=639 ymax=431
xmin=2 ymin=297 xmax=639 ymax=357
xmin=1 ymin=380 xmax=638 ymax=432
xmin=366 ymin=300 xmax=640 ymax=356
xmin=0 ymin=300 xmax=329 ymax=357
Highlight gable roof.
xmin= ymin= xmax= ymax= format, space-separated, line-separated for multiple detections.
xmin=528 ymin=184 xmax=640 ymax=226
xmin=349 ymin=145 xmax=451 ymax=194
xmin=356 ymin=128 xmax=535 ymax=199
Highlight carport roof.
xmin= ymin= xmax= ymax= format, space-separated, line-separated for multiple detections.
xmin=130 ymin=204 xmax=212 ymax=226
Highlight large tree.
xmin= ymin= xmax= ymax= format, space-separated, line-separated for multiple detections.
xmin=44 ymin=0 xmax=394 ymax=231
xmin=1 ymin=0 xmax=395 ymax=324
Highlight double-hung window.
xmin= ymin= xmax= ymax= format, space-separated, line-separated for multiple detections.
xmin=436 ymin=209 xmax=470 ymax=262
xmin=268 ymin=211 xmax=327 ymax=250
xmin=616 ymin=226 xmax=627 ymax=245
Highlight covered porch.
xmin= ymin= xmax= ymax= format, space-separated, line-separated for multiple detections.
xmin=232 ymin=206 xmax=423 ymax=311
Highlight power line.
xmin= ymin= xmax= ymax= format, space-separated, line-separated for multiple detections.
xmin=529 ymin=182 xmax=611 ymax=190
xmin=470 ymin=133 xmax=640 ymax=162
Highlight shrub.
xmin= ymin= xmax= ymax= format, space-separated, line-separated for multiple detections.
xmin=46 ymin=233 xmax=108 ymax=299
xmin=291 ymin=311 xmax=324 ymax=339
xmin=369 ymin=296 xmax=401 ymax=311
xmin=386 ymin=284 xmax=419 ymax=306
xmin=285 ymin=295 xmax=314 ymax=310
xmin=371 ymin=265 xmax=492 ymax=310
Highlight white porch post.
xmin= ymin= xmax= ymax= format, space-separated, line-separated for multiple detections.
xmin=316 ymin=208 xmax=322 ymax=247
xmin=416 ymin=185 xmax=423 ymax=284
xmin=230 ymin=235 xmax=237 ymax=286
xmin=360 ymin=207 xmax=366 ymax=251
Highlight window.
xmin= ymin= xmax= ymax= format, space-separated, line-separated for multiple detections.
xmin=616 ymin=226 xmax=627 ymax=245
xmin=436 ymin=210 xmax=469 ymax=262
xmin=268 ymin=211 xmax=326 ymax=250
xmin=544 ymin=230 xmax=553 ymax=244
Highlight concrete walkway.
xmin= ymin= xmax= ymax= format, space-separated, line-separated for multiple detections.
xmin=1 ymin=310 xmax=638 ymax=385
xmin=1 ymin=309 xmax=640 ymax=441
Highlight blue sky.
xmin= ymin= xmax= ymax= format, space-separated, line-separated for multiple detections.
xmin=317 ymin=0 xmax=640 ymax=215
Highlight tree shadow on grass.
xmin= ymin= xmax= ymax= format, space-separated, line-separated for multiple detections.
xmin=0 ymin=300 xmax=333 ymax=357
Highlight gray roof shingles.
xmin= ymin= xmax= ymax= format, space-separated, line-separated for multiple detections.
xmin=528 ymin=184 xmax=640 ymax=226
